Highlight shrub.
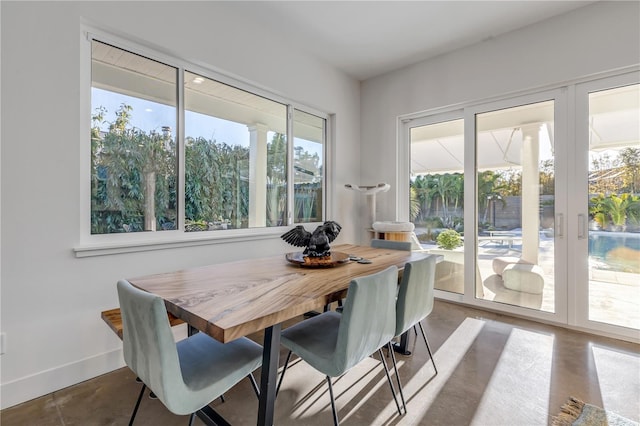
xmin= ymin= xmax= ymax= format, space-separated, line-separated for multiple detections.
xmin=436 ymin=229 xmax=463 ymax=250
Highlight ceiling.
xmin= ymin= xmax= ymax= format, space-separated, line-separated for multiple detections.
xmin=247 ymin=1 xmax=596 ymax=80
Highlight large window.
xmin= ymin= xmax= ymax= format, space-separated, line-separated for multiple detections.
xmin=89 ymin=38 xmax=326 ymax=236
xmin=183 ymin=71 xmax=288 ymax=231
xmin=91 ymin=41 xmax=178 ymax=234
xmin=293 ymin=109 xmax=325 ymax=223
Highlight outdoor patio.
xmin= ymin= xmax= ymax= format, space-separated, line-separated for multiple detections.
xmin=418 ymin=230 xmax=640 ymax=331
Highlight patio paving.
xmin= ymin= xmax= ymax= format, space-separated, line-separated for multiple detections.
xmin=419 ymin=233 xmax=640 ymax=331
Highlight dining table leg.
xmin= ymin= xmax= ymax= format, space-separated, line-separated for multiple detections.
xmin=257 ymin=323 xmax=281 ymax=426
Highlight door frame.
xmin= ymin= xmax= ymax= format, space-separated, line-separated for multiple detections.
xmin=465 ymin=89 xmax=569 ymax=324
xmin=401 ymin=89 xmax=569 ymax=323
xmin=399 ymin=69 xmax=640 ymax=342
xmin=572 ymin=71 xmax=640 ymax=341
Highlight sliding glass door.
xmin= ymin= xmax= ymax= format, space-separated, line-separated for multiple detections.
xmin=405 ymin=73 xmax=639 ymax=340
xmin=406 ymin=90 xmax=568 ymax=324
xmin=467 ymin=91 xmax=567 ymax=323
xmin=408 ymin=113 xmax=466 ymax=295
xmin=574 ymin=74 xmax=640 ymax=339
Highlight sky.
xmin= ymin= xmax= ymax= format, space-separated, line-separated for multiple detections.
xmin=91 ymin=88 xmax=323 ymax=163
xmin=92 ymin=87 xmax=248 ymax=144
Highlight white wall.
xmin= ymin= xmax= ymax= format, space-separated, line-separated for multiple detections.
xmin=3 ymin=0 xmax=639 ymax=411
xmin=0 ymin=2 xmax=361 ymax=408
xmin=361 ymin=1 xmax=640 ymax=222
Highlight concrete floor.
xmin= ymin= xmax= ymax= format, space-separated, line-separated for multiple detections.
xmin=2 ymin=301 xmax=639 ymax=426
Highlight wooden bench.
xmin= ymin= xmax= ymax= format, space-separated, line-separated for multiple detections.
xmin=101 ymin=308 xmax=185 ymax=340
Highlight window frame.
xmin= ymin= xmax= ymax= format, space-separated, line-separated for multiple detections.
xmin=77 ymin=27 xmax=330 ymax=257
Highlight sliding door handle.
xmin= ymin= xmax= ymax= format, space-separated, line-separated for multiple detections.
xmin=578 ymin=214 xmax=587 ymax=239
xmin=556 ymin=213 xmax=564 ymax=238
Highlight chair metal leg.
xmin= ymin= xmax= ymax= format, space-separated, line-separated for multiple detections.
xmin=387 ymin=342 xmax=407 ymax=414
xmin=188 ymin=413 xmax=195 ymax=426
xmin=248 ymin=372 xmax=260 ymax=398
xmin=129 ymin=384 xmax=146 ymax=426
xmin=326 ymin=376 xmax=339 ymax=426
xmin=418 ymin=321 xmax=438 ymax=375
xmin=276 ymin=350 xmax=292 ymax=396
xmin=135 ymin=376 xmax=156 ymax=400
xmin=378 ymin=349 xmax=402 ymax=417
xmin=219 ymin=394 xmax=225 ymax=403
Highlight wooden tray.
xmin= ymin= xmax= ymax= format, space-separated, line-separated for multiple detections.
xmin=286 ymin=251 xmax=350 ymax=268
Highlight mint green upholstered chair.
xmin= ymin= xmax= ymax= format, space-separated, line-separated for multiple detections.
xmin=390 ymin=255 xmax=438 ymax=414
xmin=276 ymin=266 xmax=402 ymax=425
xmin=117 ymin=280 xmax=263 ymax=425
xmin=371 ymin=238 xmax=412 ymax=251
xmin=331 ymin=238 xmax=410 ymax=314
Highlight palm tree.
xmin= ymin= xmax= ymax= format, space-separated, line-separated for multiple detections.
xmin=432 ymin=174 xmax=454 ymax=218
xmin=450 ymin=173 xmax=464 ymax=213
xmin=590 ymin=193 xmax=640 ymax=231
xmin=411 ymin=175 xmax=435 ymax=221
xmin=478 ymin=171 xmax=507 ymax=226
xmin=409 ymin=186 xmax=421 ymax=221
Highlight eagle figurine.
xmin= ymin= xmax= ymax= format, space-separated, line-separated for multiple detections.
xmin=281 ymin=221 xmax=342 ymax=257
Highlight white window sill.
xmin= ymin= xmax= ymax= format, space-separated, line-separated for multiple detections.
xmin=73 ymin=227 xmax=289 ymax=257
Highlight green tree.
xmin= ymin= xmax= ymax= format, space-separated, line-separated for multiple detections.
xmin=478 ymin=171 xmax=507 ymax=226
xmin=184 ymin=136 xmax=250 ymax=230
xmin=266 ymin=133 xmax=287 ymax=226
xmin=590 ymin=152 xmax=621 ymax=195
xmin=432 ymin=174 xmax=460 ymax=218
xmin=93 ymin=112 xmax=321 ymax=232
xmin=619 ymin=147 xmax=640 ymax=194
xmin=590 ymin=193 xmax=640 ymax=231
xmin=539 ymin=159 xmax=555 ymax=195
xmin=411 ymin=175 xmax=436 ymax=222
xmin=409 ymin=186 xmax=421 ymax=221
xmin=91 ymin=104 xmax=176 ymax=234
xmin=496 ymin=169 xmax=521 ymax=196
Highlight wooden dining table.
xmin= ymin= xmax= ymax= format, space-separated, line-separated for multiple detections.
xmin=128 ymin=243 xmax=430 ymax=426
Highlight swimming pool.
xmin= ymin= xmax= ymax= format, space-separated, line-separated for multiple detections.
xmin=589 ymin=231 xmax=640 ymax=273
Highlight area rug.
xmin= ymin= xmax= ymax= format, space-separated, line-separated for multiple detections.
xmin=552 ymin=397 xmax=639 ymax=426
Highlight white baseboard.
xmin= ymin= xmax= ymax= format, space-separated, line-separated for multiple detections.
xmin=1 ymin=348 xmax=125 ymax=410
